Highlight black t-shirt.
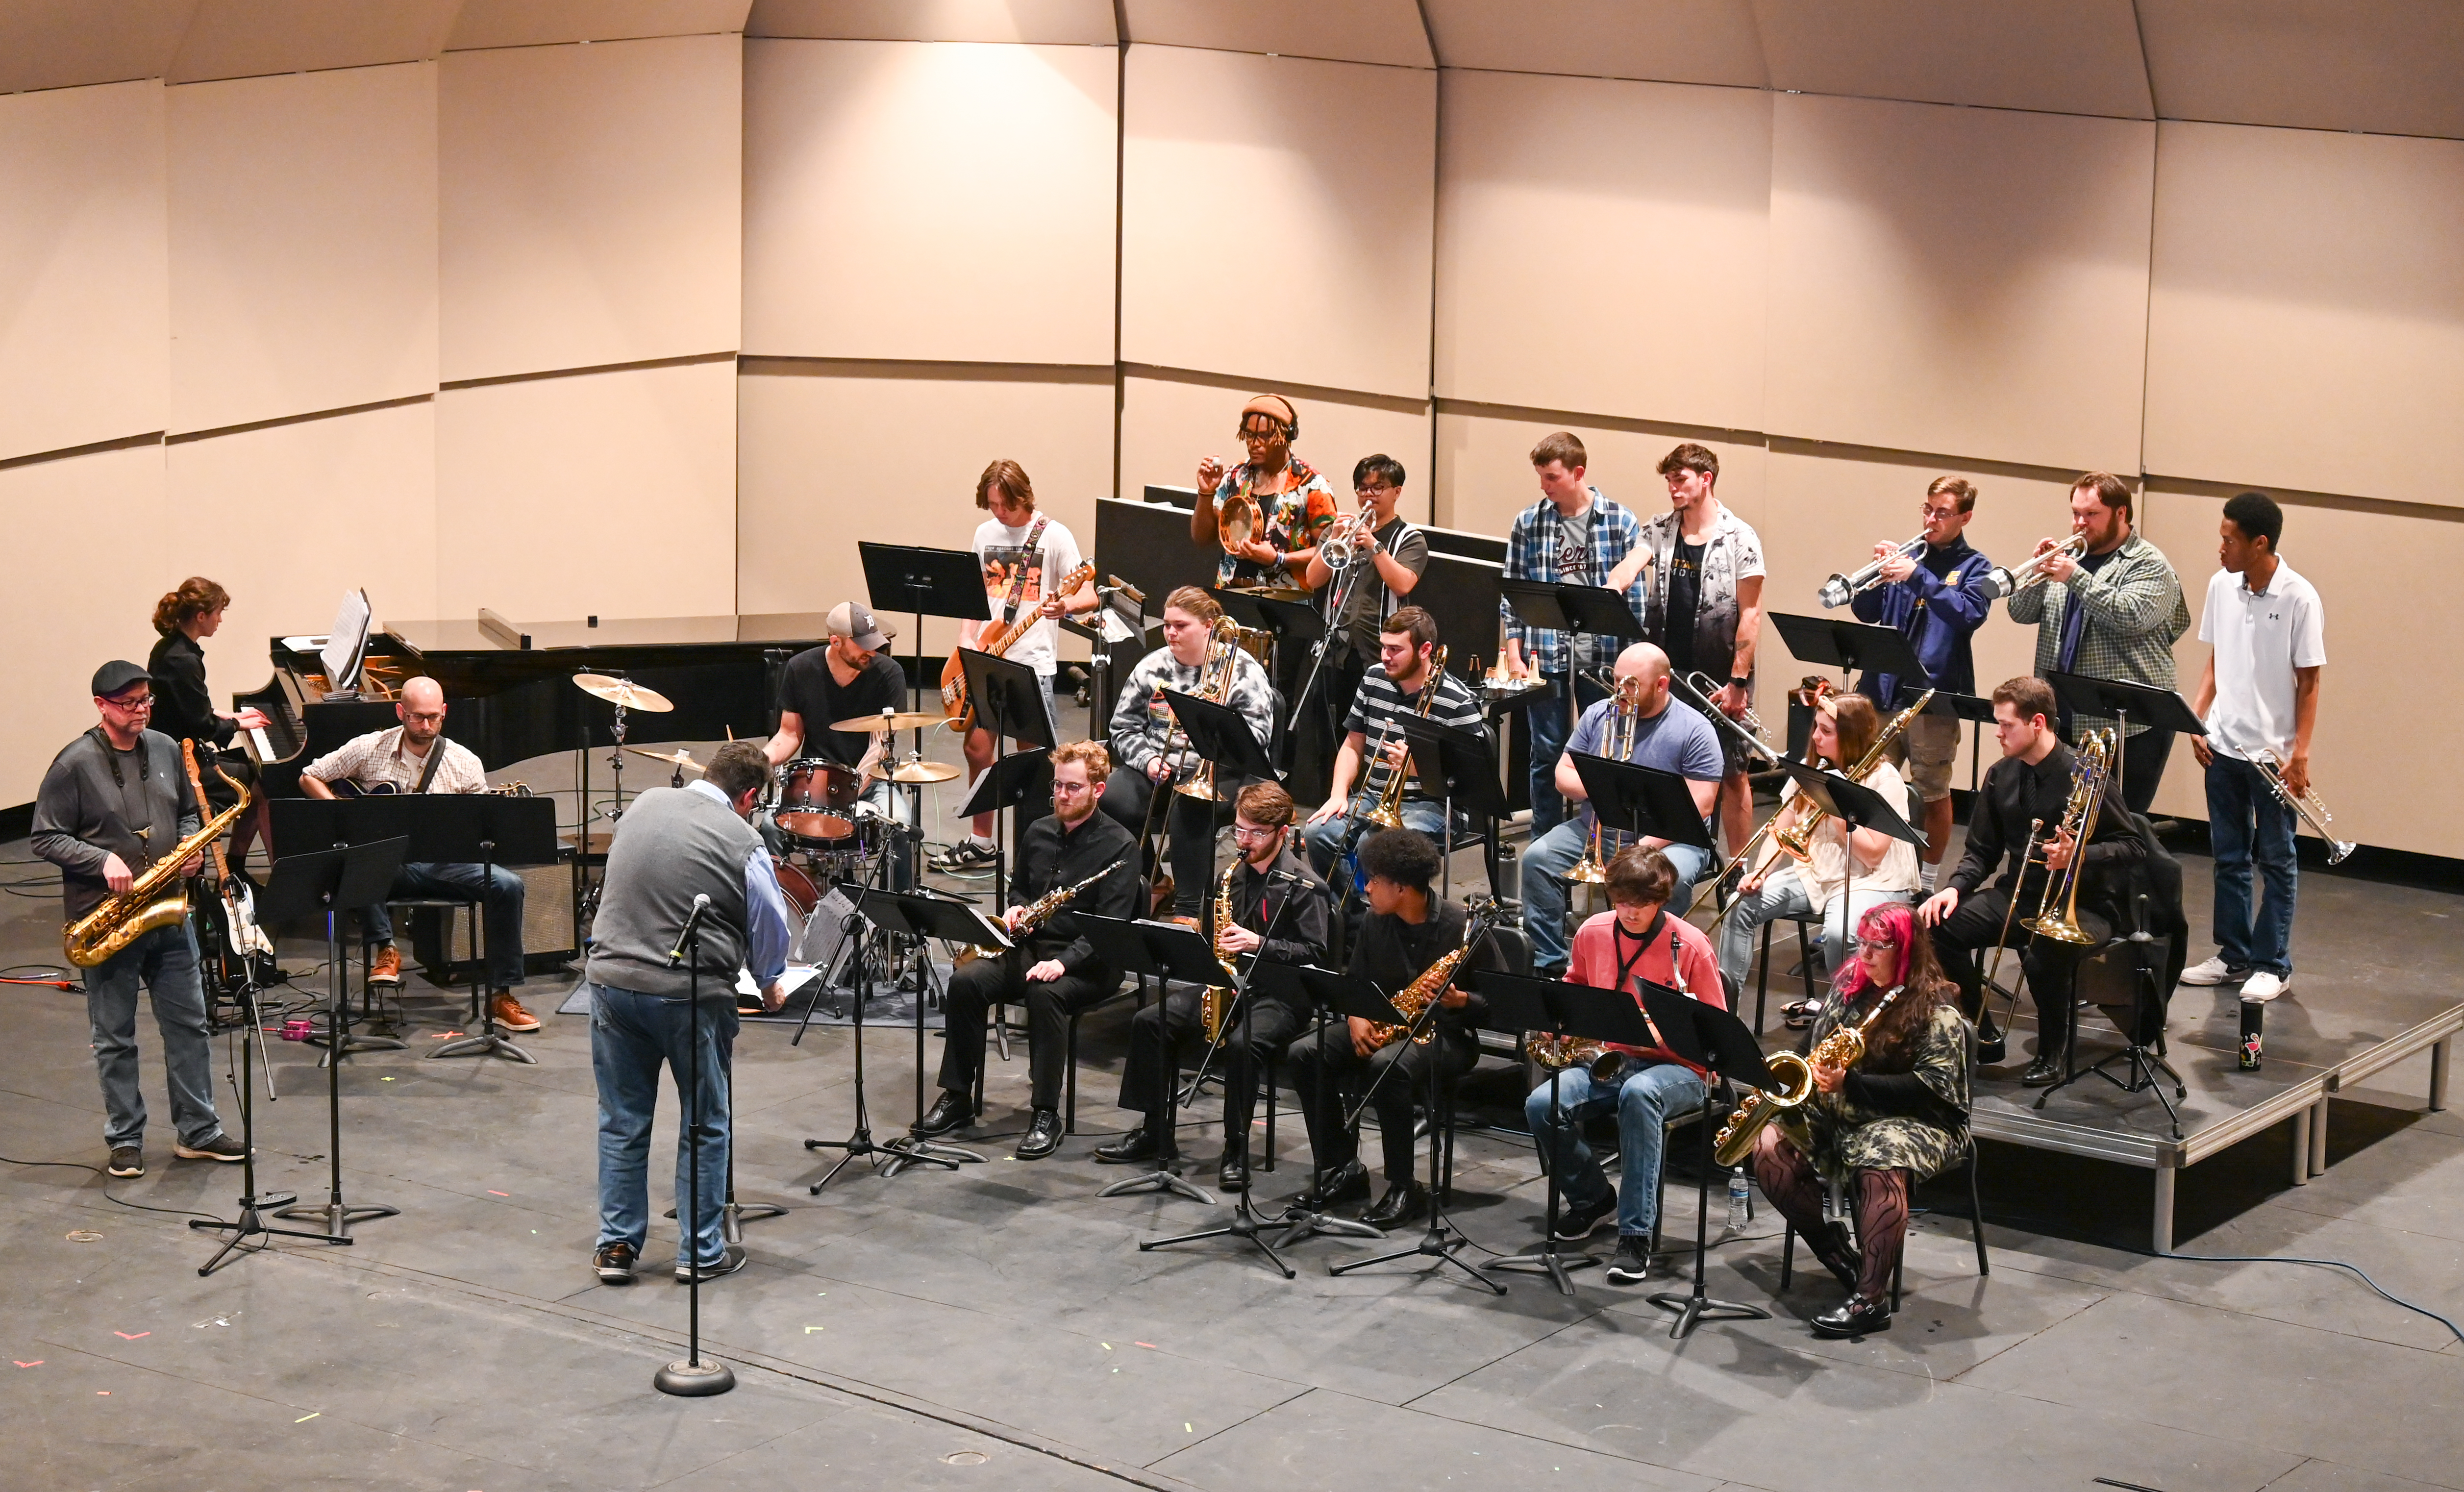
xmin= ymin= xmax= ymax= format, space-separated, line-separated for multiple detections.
xmin=1665 ymin=538 xmax=1706 ymax=676
xmin=777 ymin=647 xmax=907 ymax=767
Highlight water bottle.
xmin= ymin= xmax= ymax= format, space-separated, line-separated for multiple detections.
xmin=1726 ymin=1169 xmax=1752 ymax=1232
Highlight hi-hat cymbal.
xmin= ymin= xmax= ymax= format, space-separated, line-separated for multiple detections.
xmin=887 ymin=759 xmax=960 ymax=784
xmin=1245 ymin=586 xmax=1314 ymax=604
xmin=830 ymin=710 xmax=944 ymax=733
xmin=573 ymin=673 xmax=674 ymax=712
xmin=623 ymin=746 xmax=703 ymax=772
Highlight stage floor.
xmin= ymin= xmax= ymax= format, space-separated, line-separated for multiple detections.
xmin=4 ymin=713 xmax=2461 ymax=1491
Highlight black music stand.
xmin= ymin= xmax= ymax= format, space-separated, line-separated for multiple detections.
xmin=256 ymin=831 xmax=407 ymax=1241
xmin=1315 ymin=965 xmax=1505 ymax=1294
xmin=424 ymin=796 xmax=559 ymax=1064
xmin=958 ymin=645 xmax=1054 ymax=882
xmin=1243 ymin=958 xmax=1386 ymax=1248
xmin=1568 ymin=753 xmax=1719 ymax=864
xmin=1077 ymin=915 xmax=1217 ymax=1206
xmin=1398 ymin=714 xmax=1505 ymax=898
xmin=1161 ymin=688 xmax=1279 ymax=902
xmin=1632 ymin=980 xmax=1779 ymax=1339
xmin=862 ymin=888 xmax=1005 ymax=1173
xmin=859 ymin=541 xmax=988 ymax=796
xmin=1769 ymin=612 xmax=1929 ymax=696
xmin=1211 ymin=586 xmax=1327 ymax=762
xmin=1499 ymin=579 xmax=1646 ymax=751
xmin=1474 ymin=971 xmax=1653 ymax=1294
xmin=954 ymin=740 xmax=1052 ymax=1060
xmin=2044 ymin=671 xmax=2206 ymax=796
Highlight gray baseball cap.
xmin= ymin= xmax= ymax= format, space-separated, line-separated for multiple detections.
xmin=827 ymin=601 xmax=894 ymax=651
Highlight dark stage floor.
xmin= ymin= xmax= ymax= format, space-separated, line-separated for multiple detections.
xmin=5 ymin=737 xmax=2462 ymax=1491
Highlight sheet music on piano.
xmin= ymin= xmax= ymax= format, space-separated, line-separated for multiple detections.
xmin=320 ymin=589 xmax=373 ymax=697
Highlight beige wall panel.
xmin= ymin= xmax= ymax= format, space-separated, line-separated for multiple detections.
xmin=747 ymin=0 xmax=1115 ymax=44
xmin=167 ymin=0 xmax=456 ymax=83
xmin=448 ymin=0 xmax=753 ymax=51
xmin=1749 ymin=0 xmax=2150 ymax=119
xmin=2144 ymin=122 xmax=2464 ymax=509
xmin=738 ymin=365 xmax=1114 ymax=662
xmin=2138 ymin=0 xmax=2464 ymax=141
xmin=436 ymin=361 xmax=737 ymax=623
xmin=1120 ymin=374 xmax=1432 ymax=518
xmin=0 ymin=444 xmax=170 ymax=806
xmin=162 ymin=402 xmax=438 ymax=644
xmin=167 ymin=63 xmax=438 ymax=435
xmin=1434 ymin=70 xmax=1768 ymax=432
xmin=1121 ymin=46 xmax=1434 ymax=401
xmin=2139 ymin=488 xmax=2446 ymax=855
xmin=1123 ymin=0 xmax=1431 ymax=68
xmin=0 ymin=81 xmax=168 ymax=462
xmin=1420 ymin=0 xmax=1766 ymax=87
xmin=441 ymin=34 xmax=743 ymax=382
xmin=743 ymin=40 xmax=1116 ymax=364
xmin=1767 ymin=94 xmax=2154 ymax=474
xmin=0 ymin=0 xmax=195 ymax=94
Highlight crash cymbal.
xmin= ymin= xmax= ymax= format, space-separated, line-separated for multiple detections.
xmin=573 ymin=673 xmax=674 ymax=712
xmin=829 ymin=710 xmax=944 ymax=733
xmin=1247 ymin=586 xmax=1314 ymax=604
xmin=887 ymin=759 xmax=961 ymax=784
xmin=623 ymin=746 xmax=703 ymax=772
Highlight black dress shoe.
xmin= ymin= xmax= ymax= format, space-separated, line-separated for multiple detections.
xmin=1290 ymin=1159 xmax=1370 ymax=1211
xmin=1015 ymin=1108 xmax=1064 ymax=1159
xmin=1363 ymin=1180 xmax=1428 ymax=1231
xmin=2020 ymin=1049 xmax=2067 ymax=1087
xmin=1094 ymin=1126 xmax=1158 ymax=1165
xmin=1217 ymin=1155 xmax=1249 ymax=1192
xmin=913 ymin=1091 xmax=975 ymax=1136
xmin=1811 ymin=1293 xmax=1892 ymax=1338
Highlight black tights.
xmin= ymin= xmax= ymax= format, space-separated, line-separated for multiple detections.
xmin=1750 ymin=1129 xmax=1909 ymax=1301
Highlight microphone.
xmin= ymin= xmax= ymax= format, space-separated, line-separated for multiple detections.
xmin=666 ymin=894 xmax=712 ymax=968
xmin=1265 ymin=868 xmax=1324 ymax=893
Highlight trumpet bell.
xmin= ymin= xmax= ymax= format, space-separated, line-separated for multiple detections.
xmin=1817 ymin=574 xmax=1855 ymax=610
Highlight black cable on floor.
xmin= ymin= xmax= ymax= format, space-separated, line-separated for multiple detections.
xmin=2152 ymin=1246 xmax=2463 ymax=1344
xmin=0 ymin=1153 xmax=231 ymax=1224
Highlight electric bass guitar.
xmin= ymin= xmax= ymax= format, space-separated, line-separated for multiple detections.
xmin=180 ymin=741 xmax=277 ymax=994
xmin=940 ymin=560 xmax=1094 ymax=733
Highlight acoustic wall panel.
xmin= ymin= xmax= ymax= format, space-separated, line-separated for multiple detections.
xmin=0 ymin=80 xmax=169 ymax=462
xmin=2145 ymin=122 xmax=2464 ymax=510
xmin=0 ymin=0 xmax=196 ymax=95
xmin=744 ymin=39 xmax=1117 ymax=364
xmin=0 ymin=444 xmax=170 ymax=806
xmin=447 ymin=0 xmax=753 ymax=52
xmin=1767 ymin=93 xmax=2154 ymax=475
xmin=166 ymin=62 xmax=438 ymax=435
xmin=163 ymin=401 xmax=440 ymax=642
xmin=1435 ymin=70 xmax=1769 ymax=434
xmin=436 ymin=360 xmax=738 ymax=623
xmin=441 ymin=33 xmax=743 ymax=382
xmin=1119 ymin=374 xmax=1432 ymax=517
xmin=747 ymin=0 xmax=1116 ymax=44
xmin=2138 ymin=0 xmax=2464 ymax=141
xmin=737 ymin=363 xmax=1114 ymax=662
xmin=1419 ymin=0 xmax=1767 ymax=88
xmin=166 ymin=0 xmax=457 ymax=84
xmin=1121 ymin=45 xmax=1435 ymax=402
xmin=1749 ymin=0 xmax=2152 ymax=120
xmin=1122 ymin=0 xmax=1433 ymax=68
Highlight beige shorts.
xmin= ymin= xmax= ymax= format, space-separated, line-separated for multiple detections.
xmin=1887 ymin=711 xmax=1960 ymax=803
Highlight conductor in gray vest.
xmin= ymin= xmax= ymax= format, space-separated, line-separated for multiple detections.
xmin=586 ymin=741 xmax=795 ymax=1286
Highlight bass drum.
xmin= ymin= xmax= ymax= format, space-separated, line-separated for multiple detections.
xmin=782 ymin=756 xmax=860 ymax=812
xmin=772 ymin=856 xmax=821 ymax=918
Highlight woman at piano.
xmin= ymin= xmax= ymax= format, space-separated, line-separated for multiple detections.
xmin=148 ymin=577 xmax=272 ymax=874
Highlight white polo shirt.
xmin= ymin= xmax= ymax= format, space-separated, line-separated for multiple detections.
xmin=2198 ymin=562 xmax=2326 ymax=761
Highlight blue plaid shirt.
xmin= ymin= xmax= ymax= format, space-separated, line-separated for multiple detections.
xmin=1501 ymin=489 xmax=1646 ymax=677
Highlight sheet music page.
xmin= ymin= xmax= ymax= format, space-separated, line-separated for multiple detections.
xmin=320 ymin=590 xmax=372 ymax=691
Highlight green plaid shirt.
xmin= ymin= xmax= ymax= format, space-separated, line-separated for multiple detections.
xmin=2004 ymin=531 xmax=2190 ymax=737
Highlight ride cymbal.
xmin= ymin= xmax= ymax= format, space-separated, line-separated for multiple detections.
xmin=573 ymin=673 xmax=674 ymax=712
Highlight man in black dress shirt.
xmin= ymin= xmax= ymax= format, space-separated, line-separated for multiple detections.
xmin=914 ymin=740 xmax=1141 ymax=1159
xmin=1286 ymin=828 xmax=1500 ymax=1229
xmin=1920 ymin=675 xmax=2143 ymax=1084
xmin=1096 ymin=781 xmax=1329 ymax=1192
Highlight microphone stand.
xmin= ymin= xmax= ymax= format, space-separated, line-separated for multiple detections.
xmin=656 ymin=913 xmax=734 ymax=1396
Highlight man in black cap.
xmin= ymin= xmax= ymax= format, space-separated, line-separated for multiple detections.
xmin=31 ymin=662 xmax=247 ymax=1178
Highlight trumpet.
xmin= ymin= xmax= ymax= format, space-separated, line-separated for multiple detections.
xmin=2253 ymin=748 xmax=2355 ymax=864
xmin=1990 ymin=532 xmax=2088 ymax=597
xmin=1818 ymin=534 xmax=1927 ymax=609
xmin=1318 ymin=512 xmax=1376 ymax=571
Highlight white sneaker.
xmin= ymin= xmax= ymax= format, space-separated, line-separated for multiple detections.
xmin=2240 ymin=971 xmax=2289 ymax=1002
xmin=2180 ymin=956 xmax=2238 ymax=986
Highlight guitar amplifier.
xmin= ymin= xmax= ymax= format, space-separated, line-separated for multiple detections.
xmin=406 ymin=861 xmax=580 ymax=981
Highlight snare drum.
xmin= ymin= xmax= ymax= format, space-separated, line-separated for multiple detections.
xmin=781 ymin=756 xmax=860 ymax=812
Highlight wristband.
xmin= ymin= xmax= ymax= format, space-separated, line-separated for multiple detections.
xmin=1728 ymin=675 xmax=1750 ymax=692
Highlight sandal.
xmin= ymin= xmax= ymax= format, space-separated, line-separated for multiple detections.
xmin=1781 ymin=998 xmax=1821 ymax=1030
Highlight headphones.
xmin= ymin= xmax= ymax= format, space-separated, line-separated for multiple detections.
xmin=1238 ymin=394 xmax=1298 ymax=443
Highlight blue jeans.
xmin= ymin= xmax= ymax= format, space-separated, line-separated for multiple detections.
xmin=85 ymin=923 xmax=221 ymax=1149
xmin=1527 ymin=671 xmax=1611 ymax=837
xmin=1713 ymin=867 xmax=1911 ymax=995
xmin=592 ymin=982 xmax=735 ymax=1268
xmin=1521 ymin=818 xmax=1713 ymax=973
xmin=2206 ymin=753 xmax=2297 ymax=975
xmin=1524 ymin=1061 xmax=1707 ymax=1237
xmin=362 ymin=861 xmax=528 ymax=988
xmin=1302 ymin=794 xmax=1446 ymax=895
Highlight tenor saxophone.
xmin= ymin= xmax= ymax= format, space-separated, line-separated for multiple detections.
xmin=65 ymin=789 xmax=255 ymax=969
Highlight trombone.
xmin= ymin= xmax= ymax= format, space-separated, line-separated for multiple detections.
xmin=1989 ymin=532 xmax=2088 ymax=598
xmin=2022 ymin=729 xmax=2115 ymax=945
xmin=2253 ymin=747 xmax=2355 ymax=864
xmin=1818 ymin=534 xmax=1926 ymax=609
xmin=1566 ymin=674 xmax=1644 ymax=885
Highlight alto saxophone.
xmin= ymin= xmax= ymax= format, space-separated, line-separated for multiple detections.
xmin=1712 ymin=984 xmax=1903 ymax=1168
xmin=1775 ymin=689 xmax=1937 ymax=862
xmin=1201 ymin=862 xmax=1243 ymax=1042
xmin=1365 ymin=895 xmax=1498 ymax=1051
xmin=65 ymin=787 xmax=255 ymax=969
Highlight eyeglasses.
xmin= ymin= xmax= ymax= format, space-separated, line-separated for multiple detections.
xmin=105 ymin=694 xmax=154 ymax=711
xmin=1354 ymin=484 xmax=1394 ymax=497
xmin=1231 ymin=823 xmax=1280 ymax=843
xmin=1050 ymin=780 xmax=1094 ymax=797
xmin=1856 ymin=937 xmax=1899 ymax=954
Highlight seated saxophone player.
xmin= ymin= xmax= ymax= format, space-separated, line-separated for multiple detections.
xmin=30 ymin=661 xmax=245 ymax=1178
xmin=1714 ymin=692 xmax=1921 ymax=1018
xmin=1522 ymin=643 xmax=1723 ymax=978
xmin=1746 ymin=902 xmax=1970 ymax=1340
xmin=1521 ymin=846 xmax=1723 ymax=1286
xmin=1284 ymin=829 xmax=1502 ymax=1231
xmin=1300 ymin=606 xmax=1488 ymax=887
xmin=1100 ymin=587 xmax=1273 ymax=920
xmin=298 ymin=676 xmax=537 ymax=1033
xmin=1096 ymin=783 xmax=1329 ymax=1193
xmin=915 ymin=741 xmax=1142 ymax=1161
xmin=1919 ymin=676 xmax=2143 ymax=1084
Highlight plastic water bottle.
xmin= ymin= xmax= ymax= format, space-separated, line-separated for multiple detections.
xmin=1726 ymin=1170 xmax=1752 ymax=1232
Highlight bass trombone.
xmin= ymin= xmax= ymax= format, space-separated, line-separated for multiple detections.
xmin=1818 ymin=534 xmax=1926 ymax=609
xmin=2253 ymin=747 xmax=2355 ymax=864
xmin=1989 ymin=533 xmax=2087 ymax=597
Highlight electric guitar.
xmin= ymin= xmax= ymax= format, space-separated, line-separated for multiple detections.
xmin=940 ymin=559 xmax=1094 ymax=733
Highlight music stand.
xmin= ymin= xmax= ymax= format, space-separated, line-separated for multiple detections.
xmin=1397 ymin=714 xmax=1505 ymax=897
xmin=859 ymin=540 xmax=987 ymax=712
xmin=1499 ymin=579 xmax=1647 ymax=750
xmin=959 ymin=645 xmax=1054 ymax=882
xmin=1569 ymin=753 xmax=1719 ymax=855
xmin=1211 ymin=586 xmax=1327 ymax=760
xmin=1313 ymin=965 xmax=1505 ymax=1295
xmin=1473 ymin=970 xmax=1653 ymax=1294
xmin=1630 ymin=979 xmax=1780 ymax=1339
xmin=1162 ymin=688 xmax=1279 ymax=903
xmin=1076 ymin=915 xmax=1218 ymax=1206
xmin=424 ymin=796 xmax=560 ymax=1064
xmin=2044 ymin=672 xmax=2206 ymax=796
xmin=1776 ymin=762 xmax=1924 ymax=996
xmin=1241 ymin=958 xmax=1387 ymax=1248
xmin=256 ymin=831 xmax=407 ymax=1240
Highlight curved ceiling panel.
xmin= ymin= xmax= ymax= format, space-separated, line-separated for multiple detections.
xmin=167 ymin=0 xmax=458 ymax=83
xmin=1751 ymin=0 xmax=2150 ymax=118
xmin=747 ymin=0 xmax=1116 ymax=45
xmin=2139 ymin=0 xmax=2464 ymax=140
xmin=0 ymin=0 xmax=197 ymax=94
xmin=1123 ymin=0 xmax=1431 ymax=68
xmin=447 ymin=0 xmax=752 ymax=52
xmin=1421 ymin=0 xmax=1766 ymax=87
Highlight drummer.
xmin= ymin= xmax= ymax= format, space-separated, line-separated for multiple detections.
xmin=767 ymin=602 xmax=912 ymax=870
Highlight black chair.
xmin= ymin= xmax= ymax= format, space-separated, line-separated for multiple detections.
xmin=1753 ymin=911 xmax=1824 ymax=1034
xmin=971 ymin=876 xmax=1154 ymax=1135
xmin=360 ymin=893 xmax=483 ymax=1031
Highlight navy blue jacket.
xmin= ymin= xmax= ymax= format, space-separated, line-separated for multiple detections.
xmin=1850 ymin=536 xmax=1997 ymax=706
